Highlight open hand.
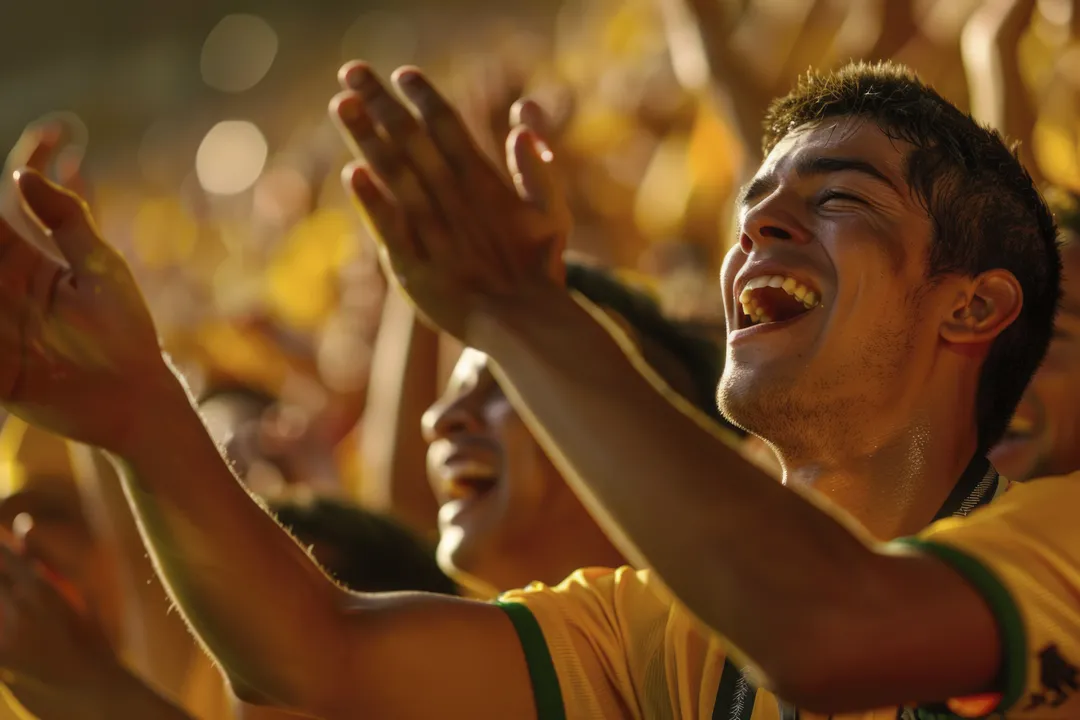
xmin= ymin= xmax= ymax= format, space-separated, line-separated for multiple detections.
xmin=329 ymin=62 xmax=571 ymax=342
xmin=0 ymin=171 xmax=171 ymax=454
xmin=1 ymin=120 xmax=87 ymax=265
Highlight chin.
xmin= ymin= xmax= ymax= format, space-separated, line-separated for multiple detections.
xmin=717 ymin=365 xmax=796 ymax=433
xmin=436 ymin=528 xmax=512 ymax=594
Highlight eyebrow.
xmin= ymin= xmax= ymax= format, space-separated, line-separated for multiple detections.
xmin=737 ymin=155 xmax=901 ymax=208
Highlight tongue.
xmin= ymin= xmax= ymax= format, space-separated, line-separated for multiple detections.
xmin=751 ymin=287 xmax=811 ymax=322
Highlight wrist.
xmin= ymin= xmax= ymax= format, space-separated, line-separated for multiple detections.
xmin=466 ymin=283 xmax=576 ymax=357
xmin=109 ymin=360 xmax=199 ymax=461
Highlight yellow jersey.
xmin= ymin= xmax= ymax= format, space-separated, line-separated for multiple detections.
xmin=498 ymin=566 xmax=907 ymax=720
xmin=495 ymin=462 xmax=1079 ymax=719
xmin=899 ymin=472 xmax=1080 ymax=718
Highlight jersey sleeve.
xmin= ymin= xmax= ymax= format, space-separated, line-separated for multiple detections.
xmin=896 ymin=475 xmax=1080 ymax=718
xmin=494 ymin=566 xmax=672 ymax=720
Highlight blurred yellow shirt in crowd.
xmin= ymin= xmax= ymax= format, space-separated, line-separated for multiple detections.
xmin=497 ymin=475 xmax=1080 ymax=719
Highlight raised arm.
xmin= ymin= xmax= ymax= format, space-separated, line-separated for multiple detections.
xmin=356 ymin=289 xmax=441 ymax=537
xmin=656 ymin=0 xmax=768 ymax=170
xmin=333 ymin=63 xmax=1013 ymax=715
xmin=961 ymin=0 xmax=1040 ymax=184
xmin=0 ymin=171 xmax=538 ymax=719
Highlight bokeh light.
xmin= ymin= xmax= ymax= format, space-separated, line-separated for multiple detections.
xmin=201 ymin=14 xmax=279 ymax=93
xmin=195 ymin=120 xmax=269 ymax=196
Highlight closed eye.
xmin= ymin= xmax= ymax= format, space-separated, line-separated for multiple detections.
xmin=817 ymin=190 xmax=865 ymax=207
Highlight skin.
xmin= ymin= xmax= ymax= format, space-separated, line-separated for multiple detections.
xmin=714 ymin=118 xmax=1021 ymax=539
xmin=991 ymin=236 xmax=1080 ymax=479
xmin=0 ymin=64 xmax=1041 ymax=718
xmin=330 ymin=64 xmax=1023 ymax=709
xmin=423 ymin=348 xmax=623 ymax=595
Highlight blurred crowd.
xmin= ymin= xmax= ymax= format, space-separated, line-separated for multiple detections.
xmin=0 ymin=0 xmax=1079 ymax=718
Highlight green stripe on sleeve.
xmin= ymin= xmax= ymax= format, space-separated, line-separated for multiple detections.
xmin=893 ymin=538 xmax=1028 ymax=713
xmin=495 ymin=601 xmax=567 ymax=720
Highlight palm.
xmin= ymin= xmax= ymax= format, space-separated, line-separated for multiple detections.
xmin=334 ymin=63 xmax=570 ymax=343
xmin=7 ymin=273 xmax=161 ymax=450
xmin=0 ymin=173 xmax=170 ymax=455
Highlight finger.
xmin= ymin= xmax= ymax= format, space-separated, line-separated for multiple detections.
xmin=391 ymin=68 xmax=507 ymax=190
xmin=4 ymin=125 xmax=63 ymax=177
xmin=342 ymin=162 xmax=423 ymax=264
xmin=506 ymin=127 xmax=565 ymax=221
xmin=505 ymin=128 xmax=569 ymax=281
xmin=341 ymin=66 xmax=479 ymax=228
xmin=56 ymin=146 xmax=89 ymax=200
xmin=343 ymin=64 xmax=459 ymax=188
xmin=331 ymin=93 xmax=431 ymax=214
xmin=14 ymin=169 xmax=106 ymax=275
xmin=331 ymin=93 xmax=462 ymax=265
xmin=337 ymin=60 xmax=367 ymax=91
xmin=509 ymin=99 xmax=551 ymax=142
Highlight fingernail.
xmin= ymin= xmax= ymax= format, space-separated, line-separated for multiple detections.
xmin=345 ymin=64 xmax=374 ymax=92
xmin=341 ymin=162 xmax=367 ymax=189
xmin=340 ymin=163 xmax=357 ymax=187
xmin=339 ymin=61 xmax=371 ymax=90
xmin=391 ymin=67 xmax=423 ymax=91
xmin=334 ymin=94 xmax=362 ymax=122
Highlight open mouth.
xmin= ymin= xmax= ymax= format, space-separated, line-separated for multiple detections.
xmin=1001 ymin=414 xmax=1036 ymax=442
xmin=737 ymin=274 xmax=820 ymax=329
xmin=437 ymin=458 xmax=499 ymax=503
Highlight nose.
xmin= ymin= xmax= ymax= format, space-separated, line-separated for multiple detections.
xmin=739 ymin=192 xmax=810 ymax=253
xmin=421 ymin=394 xmax=484 ymax=444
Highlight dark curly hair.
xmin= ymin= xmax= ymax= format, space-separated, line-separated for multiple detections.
xmin=762 ymin=61 xmax=1061 ymax=451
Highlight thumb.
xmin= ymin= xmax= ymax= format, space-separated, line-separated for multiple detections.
xmin=509 ymin=98 xmax=552 ymax=144
xmin=506 ymin=126 xmax=571 ymax=229
xmin=14 ymin=168 xmax=104 ymax=273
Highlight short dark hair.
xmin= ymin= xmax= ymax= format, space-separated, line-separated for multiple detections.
xmin=762 ymin=61 xmax=1061 ymax=451
xmin=269 ymin=495 xmax=458 ymax=596
xmin=566 ymin=262 xmax=746 ymax=437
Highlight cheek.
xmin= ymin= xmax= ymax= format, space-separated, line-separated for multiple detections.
xmin=720 ymin=248 xmax=746 ymax=312
xmin=489 ymin=405 xmax=554 ymax=523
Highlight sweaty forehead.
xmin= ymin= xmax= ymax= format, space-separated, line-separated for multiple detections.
xmin=758 ymin=118 xmax=910 ymax=189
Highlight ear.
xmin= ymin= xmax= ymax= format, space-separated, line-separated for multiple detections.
xmin=939 ymin=269 xmax=1023 ymax=346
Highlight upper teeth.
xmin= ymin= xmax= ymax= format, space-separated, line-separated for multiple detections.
xmin=739 ymin=274 xmax=820 ymax=322
xmin=1008 ymin=416 xmax=1035 ymax=434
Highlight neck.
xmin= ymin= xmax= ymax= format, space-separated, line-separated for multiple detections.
xmin=777 ymin=380 xmax=980 ymax=540
xmin=458 ymin=522 xmax=626 ymax=598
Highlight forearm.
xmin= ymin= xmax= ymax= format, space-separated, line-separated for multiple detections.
xmin=658 ymin=0 xmax=766 ymax=167
xmin=68 ymin=444 xmax=195 ymax=694
xmin=358 ymin=290 xmax=441 ymax=535
xmin=471 ymin=290 xmax=886 ymax=682
xmin=109 ymin=371 xmax=351 ymax=710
